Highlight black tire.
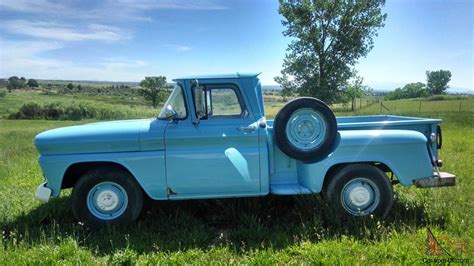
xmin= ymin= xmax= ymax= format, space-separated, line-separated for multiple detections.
xmin=274 ymin=97 xmax=337 ymax=162
xmin=71 ymin=167 xmax=144 ymax=228
xmin=323 ymin=164 xmax=393 ymax=219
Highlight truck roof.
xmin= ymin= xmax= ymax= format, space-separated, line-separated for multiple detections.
xmin=173 ymin=72 xmax=260 ymax=81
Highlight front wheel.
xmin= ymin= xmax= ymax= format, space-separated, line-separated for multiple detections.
xmin=323 ymin=164 xmax=393 ymax=219
xmin=71 ymin=168 xmax=144 ymax=227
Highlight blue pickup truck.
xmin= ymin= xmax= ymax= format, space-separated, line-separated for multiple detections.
xmin=34 ymin=73 xmax=455 ymax=227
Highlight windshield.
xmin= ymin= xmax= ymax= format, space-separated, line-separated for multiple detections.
xmin=158 ymin=85 xmax=187 ymax=119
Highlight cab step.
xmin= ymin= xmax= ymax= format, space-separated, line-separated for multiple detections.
xmin=270 ymin=183 xmax=313 ymax=195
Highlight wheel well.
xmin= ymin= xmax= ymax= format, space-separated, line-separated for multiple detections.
xmin=62 ymin=162 xmax=132 ymax=189
xmin=322 ymin=162 xmax=394 ymax=191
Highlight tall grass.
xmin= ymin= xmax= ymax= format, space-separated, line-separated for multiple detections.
xmin=0 ymin=95 xmax=473 ymax=264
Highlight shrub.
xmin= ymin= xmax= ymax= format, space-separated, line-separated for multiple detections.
xmin=8 ymin=102 xmax=130 ymax=121
xmin=9 ymin=102 xmax=43 ymax=119
xmin=0 ymin=89 xmax=6 ymax=98
xmin=426 ymin=95 xmax=446 ymax=101
xmin=425 ymin=95 xmax=467 ymax=101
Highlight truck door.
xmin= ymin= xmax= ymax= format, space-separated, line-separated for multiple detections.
xmin=165 ymin=83 xmax=261 ymax=198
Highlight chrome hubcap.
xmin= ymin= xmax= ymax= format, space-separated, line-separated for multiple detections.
xmin=96 ymin=190 xmax=119 ymax=211
xmin=341 ymin=178 xmax=380 ymax=216
xmin=349 ymin=186 xmax=371 ymax=207
xmin=87 ymin=181 xmax=128 ymax=220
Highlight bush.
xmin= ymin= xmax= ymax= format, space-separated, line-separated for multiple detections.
xmin=425 ymin=95 xmax=467 ymax=101
xmin=9 ymin=103 xmax=43 ymax=119
xmin=426 ymin=95 xmax=446 ymax=101
xmin=8 ymin=102 xmax=129 ymax=121
xmin=0 ymin=89 xmax=6 ymax=98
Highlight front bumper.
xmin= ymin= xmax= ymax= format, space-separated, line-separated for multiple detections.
xmin=414 ymin=172 xmax=456 ymax=188
xmin=35 ymin=182 xmax=52 ymax=202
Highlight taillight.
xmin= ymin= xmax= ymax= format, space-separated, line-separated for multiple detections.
xmin=436 ymin=125 xmax=442 ymax=149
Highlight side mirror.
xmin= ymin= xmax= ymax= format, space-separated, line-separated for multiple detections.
xmin=164 ymin=105 xmax=177 ymax=120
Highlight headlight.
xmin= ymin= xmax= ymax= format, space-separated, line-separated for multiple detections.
xmin=430 ymin=133 xmax=437 ymax=143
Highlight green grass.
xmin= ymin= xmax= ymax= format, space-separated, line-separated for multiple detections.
xmin=0 ymin=93 xmax=473 ymax=264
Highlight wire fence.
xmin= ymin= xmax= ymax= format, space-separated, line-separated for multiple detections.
xmin=372 ymin=99 xmax=473 ymax=114
xmin=263 ymin=94 xmax=473 ymax=117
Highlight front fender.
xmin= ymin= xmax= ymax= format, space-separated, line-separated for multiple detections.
xmin=38 ymin=151 xmax=167 ymax=199
xmin=297 ymin=130 xmax=433 ymax=192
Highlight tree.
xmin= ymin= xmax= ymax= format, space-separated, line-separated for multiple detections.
xmin=384 ymin=82 xmax=428 ymax=100
xmin=7 ymin=76 xmax=22 ymax=91
xmin=403 ymin=82 xmax=428 ymax=98
xmin=139 ymin=76 xmax=168 ymax=108
xmin=275 ymin=0 xmax=386 ymax=104
xmin=344 ymin=76 xmax=367 ymax=111
xmin=67 ymin=83 xmax=74 ymax=90
xmin=27 ymin=79 xmax=39 ymax=88
xmin=426 ymin=70 xmax=451 ymax=95
xmin=19 ymin=77 xmax=27 ymax=88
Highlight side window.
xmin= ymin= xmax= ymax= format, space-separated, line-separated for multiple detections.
xmin=193 ymin=85 xmax=246 ymax=119
xmin=210 ymin=88 xmax=242 ymax=116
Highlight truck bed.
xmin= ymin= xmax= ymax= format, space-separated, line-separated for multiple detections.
xmin=266 ymin=115 xmax=442 ymax=195
xmin=267 ymin=115 xmax=441 ymax=131
xmin=336 ymin=115 xmax=441 ymax=130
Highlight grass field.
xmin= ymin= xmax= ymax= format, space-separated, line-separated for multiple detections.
xmin=0 ymin=91 xmax=473 ymax=264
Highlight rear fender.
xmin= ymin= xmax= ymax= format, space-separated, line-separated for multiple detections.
xmin=297 ymin=130 xmax=433 ymax=192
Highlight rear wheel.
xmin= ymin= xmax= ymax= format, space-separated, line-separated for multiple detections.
xmin=71 ymin=168 xmax=144 ymax=227
xmin=323 ymin=164 xmax=393 ymax=219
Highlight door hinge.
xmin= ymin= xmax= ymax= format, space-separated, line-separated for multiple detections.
xmin=167 ymin=187 xmax=177 ymax=195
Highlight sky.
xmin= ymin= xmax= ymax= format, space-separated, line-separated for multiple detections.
xmin=0 ymin=0 xmax=472 ymax=91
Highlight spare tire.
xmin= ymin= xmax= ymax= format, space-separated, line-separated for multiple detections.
xmin=274 ymin=97 xmax=337 ymax=162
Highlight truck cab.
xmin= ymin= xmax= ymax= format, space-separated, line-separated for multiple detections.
xmin=34 ymin=73 xmax=455 ymax=227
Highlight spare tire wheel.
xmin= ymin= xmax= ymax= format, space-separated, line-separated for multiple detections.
xmin=274 ymin=97 xmax=337 ymax=162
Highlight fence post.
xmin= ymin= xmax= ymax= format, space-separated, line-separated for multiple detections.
xmin=459 ymin=101 xmax=462 ymax=112
xmin=380 ymin=101 xmax=382 ymax=112
xmin=419 ymin=100 xmax=421 ymax=112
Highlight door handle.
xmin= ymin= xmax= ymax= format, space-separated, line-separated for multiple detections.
xmin=237 ymin=125 xmax=256 ymax=132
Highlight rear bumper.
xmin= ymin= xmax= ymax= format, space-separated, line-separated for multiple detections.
xmin=414 ymin=172 xmax=456 ymax=188
xmin=35 ymin=182 xmax=52 ymax=202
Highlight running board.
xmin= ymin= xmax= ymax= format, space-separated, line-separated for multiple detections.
xmin=270 ymin=183 xmax=313 ymax=195
xmin=414 ymin=172 xmax=456 ymax=188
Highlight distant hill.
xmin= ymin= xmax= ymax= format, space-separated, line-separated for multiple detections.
xmin=2 ymin=77 xmax=471 ymax=95
xmin=38 ymin=79 xmax=140 ymax=87
xmin=262 ymin=85 xmax=282 ymax=91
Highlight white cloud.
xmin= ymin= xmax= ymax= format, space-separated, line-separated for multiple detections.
xmin=1 ymin=20 xmax=126 ymax=42
xmin=0 ymin=0 xmax=66 ymax=14
xmin=0 ymin=0 xmax=227 ymax=21
xmin=0 ymin=0 xmax=227 ymax=81
xmin=0 ymin=40 xmax=151 ymax=81
xmin=116 ymin=0 xmax=227 ymax=10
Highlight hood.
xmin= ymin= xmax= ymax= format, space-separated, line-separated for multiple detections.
xmin=35 ymin=119 xmax=163 ymax=155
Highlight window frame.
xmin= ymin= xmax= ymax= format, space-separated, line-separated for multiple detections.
xmin=191 ymin=83 xmax=247 ymax=120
